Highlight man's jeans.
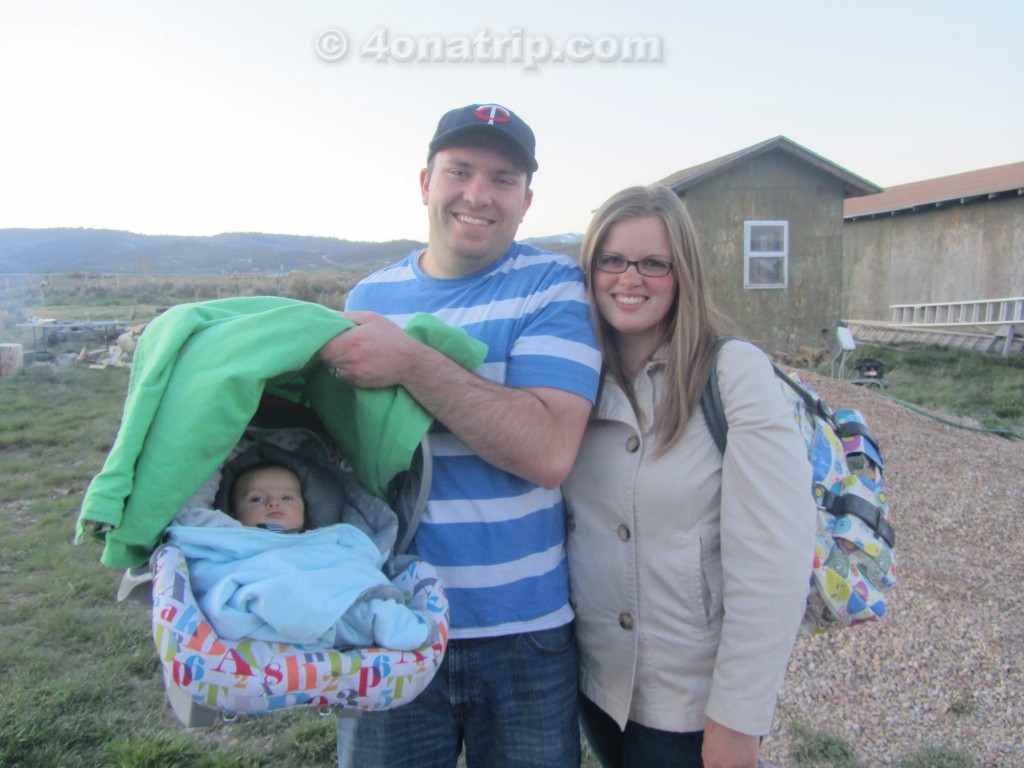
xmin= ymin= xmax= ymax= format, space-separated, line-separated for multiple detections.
xmin=337 ymin=624 xmax=580 ymax=768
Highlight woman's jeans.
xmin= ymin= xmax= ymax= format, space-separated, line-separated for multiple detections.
xmin=578 ymin=693 xmax=704 ymax=768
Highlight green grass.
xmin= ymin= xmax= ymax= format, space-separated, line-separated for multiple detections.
xmin=946 ymin=692 xmax=976 ymax=717
xmin=788 ymin=722 xmax=862 ymax=768
xmin=828 ymin=343 xmax=1024 ymax=438
xmin=0 ymin=365 xmax=343 ymax=768
xmin=787 ymin=722 xmax=976 ymax=768
xmin=896 ymin=746 xmax=974 ymax=768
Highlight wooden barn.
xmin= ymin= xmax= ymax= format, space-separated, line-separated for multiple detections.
xmin=843 ymin=162 xmax=1024 ymax=350
xmin=657 ymin=136 xmax=880 ymax=355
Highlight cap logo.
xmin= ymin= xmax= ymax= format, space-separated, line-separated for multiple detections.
xmin=473 ymin=104 xmax=511 ymax=125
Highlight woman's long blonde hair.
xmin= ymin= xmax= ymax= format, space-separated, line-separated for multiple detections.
xmin=579 ymin=185 xmax=734 ymax=456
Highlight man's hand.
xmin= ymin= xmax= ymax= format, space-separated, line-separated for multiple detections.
xmin=317 ymin=311 xmax=591 ymax=488
xmin=319 ymin=311 xmax=423 ymax=389
xmin=702 ymin=717 xmax=760 ymax=768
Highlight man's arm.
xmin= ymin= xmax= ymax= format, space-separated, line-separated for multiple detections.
xmin=319 ymin=312 xmax=592 ymax=489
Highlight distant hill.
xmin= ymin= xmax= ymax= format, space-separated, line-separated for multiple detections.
xmin=0 ymin=228 xmax=425 ymax=275
xmin=522 ymin=233 xmax=583 ymax=259
xmin=0 ymin=228 xmax=584 ymax=275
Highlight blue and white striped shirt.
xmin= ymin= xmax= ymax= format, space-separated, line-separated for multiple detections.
xmin=346 ymin=243 xmax=601 ymax=638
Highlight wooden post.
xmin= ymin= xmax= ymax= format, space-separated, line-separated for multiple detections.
xmin=997 ymin=324 xmax=1017 ymax=357
xmin=0 ymin=343 xmax=24 ymax=379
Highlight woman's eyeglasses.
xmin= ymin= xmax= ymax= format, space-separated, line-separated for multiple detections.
xmin=593 ymin=254 xmax=673 ymax=278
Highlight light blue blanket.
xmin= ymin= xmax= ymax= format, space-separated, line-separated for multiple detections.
xmin=164 ymin=521 xmax=433 ymax=650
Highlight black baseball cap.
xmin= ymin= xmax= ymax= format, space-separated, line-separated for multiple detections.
xmin=428 ymin=103 xmax=538 ymax=173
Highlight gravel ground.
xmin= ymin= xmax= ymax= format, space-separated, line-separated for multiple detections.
xmin=758 ymin=372 xmax=1024 ymax=768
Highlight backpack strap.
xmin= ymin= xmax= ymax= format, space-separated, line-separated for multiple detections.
xmin=701 ymin=336 xmax=842 ymax=450
xmin=699 ymin=337 xmax=734 ymax=454
xmin=834 ymin=419 xmax=883 ymax=462
xmin=769 ymin=362 xmax=842 ymax=434
xmin=819 ymin=487 xmax=896 ymax=548
xmin=701 ymin=338 xmax=830 ymax=451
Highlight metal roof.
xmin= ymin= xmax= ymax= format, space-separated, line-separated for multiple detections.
xmin=656 ymin=135 xmax=882 ymax=199
xmin=844 ymin=161 xmax=1024 ymax=219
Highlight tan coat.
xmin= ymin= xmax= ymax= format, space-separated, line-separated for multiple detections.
xmin=564 ymin=340 xmax=816 ymax=735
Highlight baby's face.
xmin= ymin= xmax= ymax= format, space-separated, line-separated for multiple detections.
xmin=232 ymin=467 xmax=305 ymax=531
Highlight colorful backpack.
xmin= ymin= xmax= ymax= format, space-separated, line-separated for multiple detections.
xmin=700 ymin=340 xmax=896 ymax=634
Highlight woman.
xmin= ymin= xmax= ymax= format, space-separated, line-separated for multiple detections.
xmin=564 ymin=186 xmax=816 ymax=768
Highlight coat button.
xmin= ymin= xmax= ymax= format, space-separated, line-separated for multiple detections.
xmin=617 ymin=524 xmax=631 ymax=542
xmin=626 ymin=435 xmax=640 ymax=453
xmin=566 ymin=513 xmax=576 ymax=532
xmin=619 ymin=613 xmax=635 ymax=631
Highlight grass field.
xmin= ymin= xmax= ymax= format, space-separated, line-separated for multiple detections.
xmin=835 ymin=343 xmax=1024 ymax=438
xmin=0 ymin=364 xmax=345 ymax=768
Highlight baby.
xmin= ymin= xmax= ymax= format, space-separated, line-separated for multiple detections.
xmin=167 ymin=459 xmax=434 ymax=651
xmin=229 ymin=463 xmax=306 ymax=533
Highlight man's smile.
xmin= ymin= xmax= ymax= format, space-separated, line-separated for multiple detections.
xmin=453 ymin=212 xmax=493 ymax=226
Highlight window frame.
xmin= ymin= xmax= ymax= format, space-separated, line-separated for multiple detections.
xmin=743 ymin=220 xmax=789 ymax=289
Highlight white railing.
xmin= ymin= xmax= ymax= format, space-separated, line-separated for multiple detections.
xmin=890 ymin=297 xmax=1024 ymax=327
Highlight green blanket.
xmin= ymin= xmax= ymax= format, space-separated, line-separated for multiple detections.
xmin=76 ymin=296 xmax=486 ymax=569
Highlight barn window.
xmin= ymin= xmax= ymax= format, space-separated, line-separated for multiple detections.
xmin=744 ymin=221 xmax=788 ymax=288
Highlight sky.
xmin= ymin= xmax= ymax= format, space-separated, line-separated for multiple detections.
xmin=1 ymin=0 xmax=1022 ymax=244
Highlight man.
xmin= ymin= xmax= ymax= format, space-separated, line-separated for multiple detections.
xmin=320 ymin=103 xmax=601 ymax=767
